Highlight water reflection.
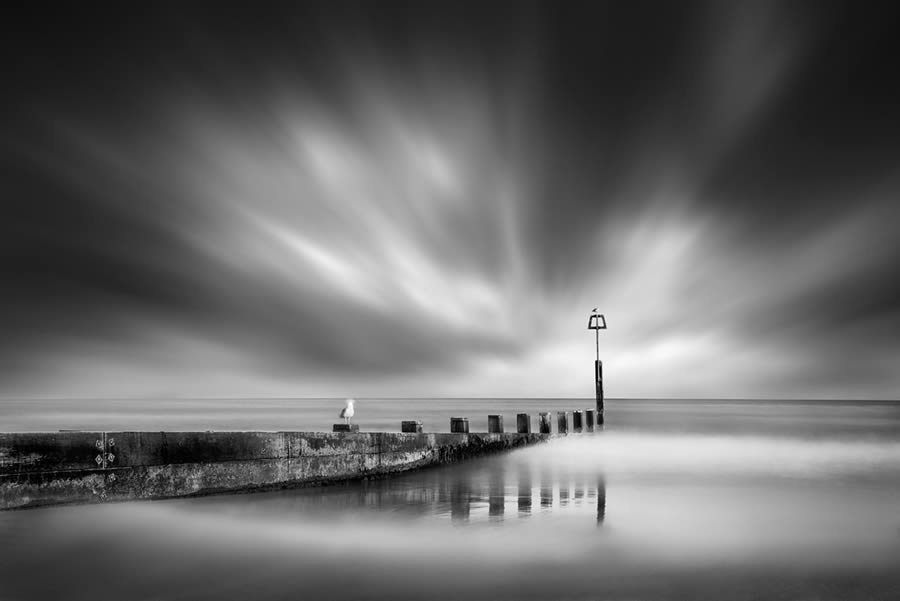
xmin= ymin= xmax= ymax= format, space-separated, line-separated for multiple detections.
xmin=488 ymin=469 xmax=504 ymax=519
xmin=517 ymin=467 xmax=531 ymax=514
xmin=315 ymin=457 xmax=610 ymax=526
xmin=597 ymin=477 xmax=607 ymax=525
xmin=450 ymin=478 xmax=470 ymax=522
xmin=205 ymin=457 xmax=604 ymax=526
xmin=539 ymin=484 xmax=551 ymax=508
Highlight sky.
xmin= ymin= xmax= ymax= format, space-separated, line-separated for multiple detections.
xmin=1 ymin=1 xmax=899 ymax=400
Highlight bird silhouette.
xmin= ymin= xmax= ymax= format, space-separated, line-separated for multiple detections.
xmin=339 ymin=399 xmax=355 ymax=425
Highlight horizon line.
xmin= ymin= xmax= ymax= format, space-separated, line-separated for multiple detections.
xmin=1 ymin=395 xmax=897 ymax=403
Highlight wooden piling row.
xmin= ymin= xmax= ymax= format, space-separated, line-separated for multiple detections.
xmin=388 ymin=410 xmax=604 ymax=435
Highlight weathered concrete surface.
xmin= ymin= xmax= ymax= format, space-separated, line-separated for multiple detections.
xmin=0 ymin=431 xmax=547 ymax=510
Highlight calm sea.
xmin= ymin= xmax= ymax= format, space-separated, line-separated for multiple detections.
xmin=1 ymin=398 xmax=899 ymax=600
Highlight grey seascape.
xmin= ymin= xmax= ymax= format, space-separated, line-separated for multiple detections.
xmin=2 ymin=398 xmax=899 ymax=600
xmin=3 ymin=1 xmax=900 ymax=600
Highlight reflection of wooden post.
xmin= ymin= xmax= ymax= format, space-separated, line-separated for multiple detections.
xmin=488 ymin=415 xmax=504 ymax=433
xmin=518 ymin=473 xmax=532 ymax=513
xmin=517 ymin=413 xmax=531 ymax=434
xmin=595 ymin=360 xmax=604 ymax=425
xmin=557 ymin=411 xmax=569 ymax=435
xmin=489 ymin=470 xmax=504 ymax=518
xmin=585 ymin=409 xmax=595 ymax=432
xmin=451 ymin=482 xmax=470 ymax=522
xmin=538 ymin=412 xmax=552 ymax=434
xmin=541 ymin=478 xmax=553 ymax=507
xmin=573 ymin=410 xmax=584 ymax=433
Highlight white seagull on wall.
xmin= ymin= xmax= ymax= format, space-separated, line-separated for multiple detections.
xmin=340 ymin=399 xmax=355 ymax=425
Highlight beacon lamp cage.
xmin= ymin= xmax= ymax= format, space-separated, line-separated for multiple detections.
xmin=587 ymin=310 xmax=607 ymax=360
xmin=587 ymin=313 xmax=607 ymax=330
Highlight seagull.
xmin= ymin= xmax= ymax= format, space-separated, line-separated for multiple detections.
xmin=339 ymin=398 xmax=355 ymax=425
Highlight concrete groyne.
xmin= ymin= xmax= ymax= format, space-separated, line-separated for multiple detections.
xmin=0 ymin=430 xmax=548 ymax=510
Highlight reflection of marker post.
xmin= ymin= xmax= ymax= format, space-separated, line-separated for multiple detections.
xmin=588 ymin=310 xmax=607 ymax=424
xmin=597 ymin=477 xmax=607 ymax=525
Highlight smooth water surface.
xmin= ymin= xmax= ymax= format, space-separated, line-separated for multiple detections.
xmin=1 ymin=399 xmax=899 ymax=600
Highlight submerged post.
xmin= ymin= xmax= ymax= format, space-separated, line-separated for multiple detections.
xmin=557 ymin=411 xmax=569 ymax=435
xmin=538 ymin=412 xmax=552 ymax=434
xmin=450 ymin=417 xmax=469 ymax=433
xmin=588 ymin=310 xmax=607 ymax=425
xmin=488 ymin=415 xmax=504 ymax=433
xmin=516 ymin=413 xmax=531 ymax=434
xmin=573 ymin=410 xmax=583 ymax=433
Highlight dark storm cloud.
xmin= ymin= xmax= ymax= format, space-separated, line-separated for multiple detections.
xmin=522 ymin=1 xmax=900 ymax=397
xmin=1 ymin=1 xmax=898 ymax=398
xmin=1 ymin=120 xmax=524 ymax=384
xmin=1 ymin=1 xmax=537 ymax=395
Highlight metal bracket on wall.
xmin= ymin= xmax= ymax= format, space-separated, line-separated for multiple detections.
xmin=94 ymin=433 xmax=116 ymax=469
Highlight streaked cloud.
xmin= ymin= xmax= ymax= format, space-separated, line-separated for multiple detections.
xmin=1 ymin=1 xmax=898 ymax=399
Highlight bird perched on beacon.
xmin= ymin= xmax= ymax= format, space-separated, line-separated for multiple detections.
xmin=339 ymin=399 xmax=355 ymax=425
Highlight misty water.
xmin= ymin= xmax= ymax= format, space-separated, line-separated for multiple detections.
xmin=2 ymin=399 xmax=900 ymax=600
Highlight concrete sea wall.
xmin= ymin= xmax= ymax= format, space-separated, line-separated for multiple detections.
xmin=0 ymin=431 xmax=548 ymax=510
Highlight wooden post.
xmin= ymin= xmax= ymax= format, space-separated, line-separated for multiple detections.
xmin=538 ymin=412 xmax=552 ymax=434
xmin=573 ymin=410 xmax=584 ymax=433
xmin=401 ymin=420 xmax=423 ymax=433
xmin=333 ymin=424 xmax=360 ymax=432
xmin=585 ymin=409 xmax=595 ymax=432
xmin=488 ymin=415 xmax=504 ymax=433
xmin=516 ymin=413 xmax=531 ymax=434
xmin=557 ymin=411 xmax=568 ymax=435
xmin=450 ymin=417 xmax=469 ymax=433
